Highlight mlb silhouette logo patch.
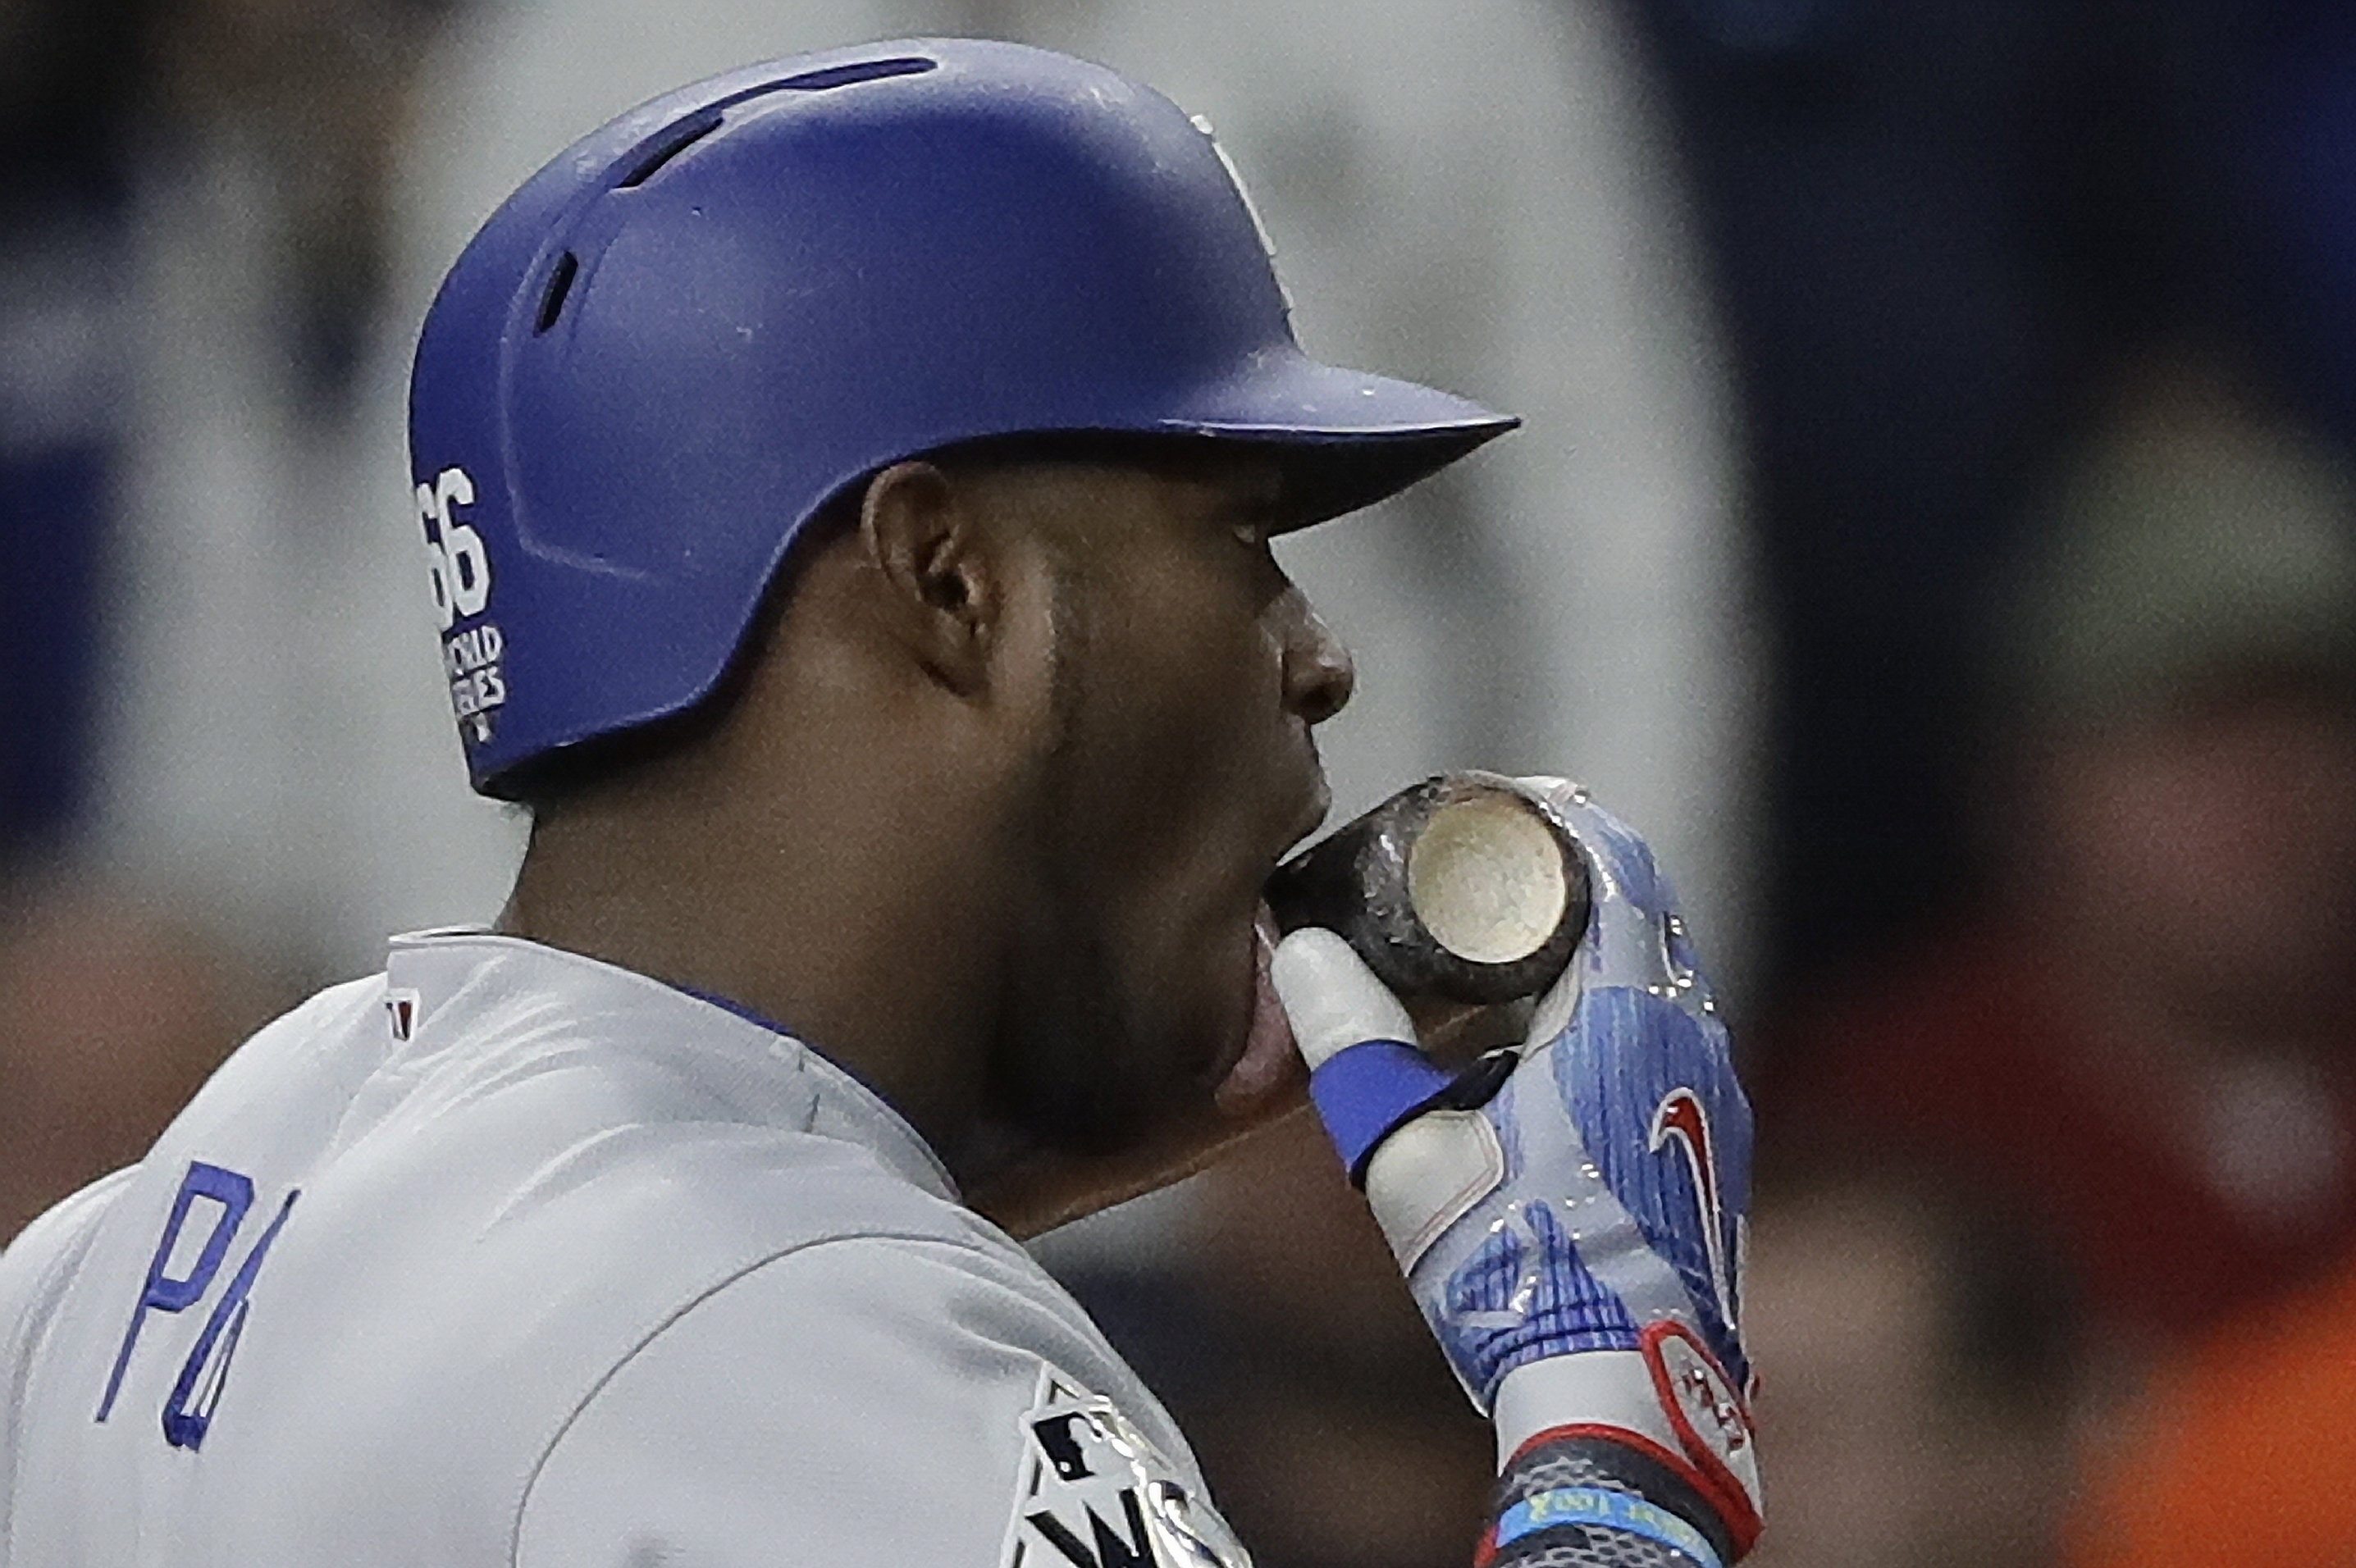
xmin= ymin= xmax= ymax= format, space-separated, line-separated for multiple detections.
xmin=1000 ymin=1368 xmax=1249 ymax=1568
xmin=384 ymin=988 xmax=421 ymax=1042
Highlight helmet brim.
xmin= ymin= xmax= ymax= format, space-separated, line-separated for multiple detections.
xmin=1145 ymin=349 xmax=1518 ymax=527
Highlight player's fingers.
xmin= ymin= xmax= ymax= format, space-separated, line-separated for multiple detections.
xmin=1271 ymin=931 xmax=1513 ymax=1271
xmin=1272 ymin=929 xmax=1462 ymax=1183
xmin=1270 ymin=927 xmax=1416 ymax=1069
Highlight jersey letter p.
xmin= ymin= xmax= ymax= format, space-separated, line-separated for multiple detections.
xmin=97 ymin=1160 xmax=300 ymax=1451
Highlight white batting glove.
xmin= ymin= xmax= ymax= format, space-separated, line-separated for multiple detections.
xmin=1271 ymin=782 xmax=1760 ymax=1555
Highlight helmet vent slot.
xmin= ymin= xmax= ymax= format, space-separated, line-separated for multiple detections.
xmin=535 ymin=251 xmax=579 ymax=333
xmin=777 ymin=56 xmax=936 ymax=92
xmin=618 ymin=111 xmax=724 ymax=189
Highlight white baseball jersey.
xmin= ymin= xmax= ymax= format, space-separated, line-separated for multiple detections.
xmin=0 ymin=931 xmax=1248 ymax=1567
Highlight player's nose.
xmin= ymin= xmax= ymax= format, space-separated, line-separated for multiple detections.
xmin=1280 ymin=593 xmax=1354 ymax=726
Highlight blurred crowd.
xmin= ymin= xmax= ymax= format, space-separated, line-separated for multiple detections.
xmin=8 ymin=1 xmax=2356 ymax=1564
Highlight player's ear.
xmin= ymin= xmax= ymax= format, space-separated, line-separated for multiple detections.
xmin=855 ymin=459 xmax=1000 ymax=696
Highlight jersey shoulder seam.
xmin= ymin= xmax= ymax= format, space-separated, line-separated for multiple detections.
xmin=505 ymin=1225 xmax=1020 ymax=1564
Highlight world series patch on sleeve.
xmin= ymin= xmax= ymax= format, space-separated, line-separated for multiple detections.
xmin=1002 ymin=1369 xmax=1252 ymax=1568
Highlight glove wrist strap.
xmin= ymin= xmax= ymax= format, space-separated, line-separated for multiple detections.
xmin=1493 ymin=1350 xmax=1678 ymax=1468
xmin=1491 ymin=1335 xmax=1761 ymax=1557
xmin=1486 ymin=1427 xmax=1741 ymax=1567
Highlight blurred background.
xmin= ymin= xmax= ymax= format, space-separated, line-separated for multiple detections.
xmin=7 ymin=0 xmax=2356 ymax=1563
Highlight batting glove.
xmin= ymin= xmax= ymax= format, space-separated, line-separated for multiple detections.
xmin=1270 ymin=781 xmax=1760 ymax=1554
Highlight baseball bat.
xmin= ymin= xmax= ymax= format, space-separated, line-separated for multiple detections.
xmin=1265 ymin=771 xmax=1591 ymax=1008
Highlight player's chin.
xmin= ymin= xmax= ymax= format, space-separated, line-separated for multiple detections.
xmin=1005 ymin=904 xmax=1299 ymax=1155
xmin=994 ymin=1001 xmax=1220 ymax=1157
xmin=1060 ymin=973 xmax=1275 ymax=1156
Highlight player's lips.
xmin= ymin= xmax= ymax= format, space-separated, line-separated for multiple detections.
xmin=1207 ymin=773 xmax=1326 ymax=1113
xmin=1211 ymin=901 xmax=1301 ymax=1114
xmin=1286 ymin=777 xmax=1333 ymax=858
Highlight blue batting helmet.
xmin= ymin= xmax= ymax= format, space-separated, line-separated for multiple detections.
xmin=409 ymin=38 xmax=1516 ymax=797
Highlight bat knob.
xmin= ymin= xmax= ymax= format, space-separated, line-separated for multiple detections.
xmin=1266 ymin=772 xmax=1590 ymax=1007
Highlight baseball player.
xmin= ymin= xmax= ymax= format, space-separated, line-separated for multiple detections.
xmin=0 ymin=39 xmax=1757 ymax=1568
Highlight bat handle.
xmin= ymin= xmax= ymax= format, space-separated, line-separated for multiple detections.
xmin=1265 ymin=771 xmax=1590 ymax=1010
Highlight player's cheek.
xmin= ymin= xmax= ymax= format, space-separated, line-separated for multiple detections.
xmin=1122 ymin=668 xmax=1264 ymax=852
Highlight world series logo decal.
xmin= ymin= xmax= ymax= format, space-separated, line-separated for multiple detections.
xmin=1000 ymin=1368 xmax=1249 ymax=1568
xmin=417 ymin=463 xmax=507 ymax=745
